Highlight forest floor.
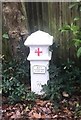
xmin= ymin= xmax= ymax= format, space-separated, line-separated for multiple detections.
xmin=2 ymin=95 xmax=81 ymax=120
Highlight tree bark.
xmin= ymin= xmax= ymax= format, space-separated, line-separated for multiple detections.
xmin=2 ymin=2 xmax=28 ymax=59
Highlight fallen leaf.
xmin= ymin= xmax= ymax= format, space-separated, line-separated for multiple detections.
xmin=25 ymin=106 xmax=30 ymax=112
xmin=45 ymin=102 xmax=52 ymax=108
xmin=33 ymin=112 xmax=41 ymax=118
xmin=6 ymin=112 xmax=14 ymax=117
xmin=41 ymin=114 xmax=46 ymax=118
xmin=36 ymin=99 xmax=47 ymax=107
xmin=62 ymin=92 xmax=69 ymax=97
xmin=42 ymin=107 xmax=47 ymax=112
xmin=10 ymin=114 xmax=17 ymax=119
xmin=63 ymin=108 xmax=72 ymax=116
xmin=53 ymin=114 xmax=58 ymax=118
xmin=28 ymin=110 xmax=34 ymax=117
xmin=15 ymin=110 xmax=21 ymax=117
xmin=45 ymin=114 xmax=51 ymax=118
xmin=46 ymin=108 xmax=51 ymax=114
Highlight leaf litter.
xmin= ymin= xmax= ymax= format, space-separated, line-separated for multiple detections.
xmin=2 ymin=95 xmax=81 ymax=120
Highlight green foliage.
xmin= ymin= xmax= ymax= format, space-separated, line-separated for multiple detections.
xmin=59 ymin=2 xmax=81 ymax=58
xmin=43 ymin=65 xmax=63 ymax=102
xmin=2 ymin=58 xmax=29 ymax=83
xmin=2 ymin=59 xmax=36 ymax=104
xmin=2 ymin=33 xmax=9 ymax=40
xmin=77 ymin=47 xmax=81 ymax=58
xmin=59 ymin=22 xmax=81 ymax=58
xmin=43 ymin=61 xmax=81 ymax=103
xmin=60 ymin=61 xmax=81 ymax=95
xmin=69 ymin=2 xmax=81 ymax=11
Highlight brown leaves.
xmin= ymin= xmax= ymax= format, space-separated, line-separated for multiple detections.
xmin=10 ymin=110 xmax=21 ymax=119
xmin=36 ymin=99 xmax=48 ymax=106
xmin=28 ymin=99 xmax=54 ymax=119
xmin=2 ymin=96 xmax=81 ymax=119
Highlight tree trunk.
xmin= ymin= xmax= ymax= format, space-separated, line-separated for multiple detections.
xmin=2 ymin=2 xmax=28 ymax=60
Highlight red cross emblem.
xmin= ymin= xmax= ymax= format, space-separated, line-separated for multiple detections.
xmin=35 ymin=48 xmax=42 ymax=56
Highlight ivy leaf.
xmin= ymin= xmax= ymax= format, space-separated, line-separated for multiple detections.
xmin=59 ymin=25 xmax=71 ymax=33
xmin=77 ymin=47 xmax=81 ymax=58
xmin=60 ymin=30 xmax=68 ymax=33
xmin=69 ymin=3 xmax=77 ymax=9
xmin=2 ymin=33 xmax=9 ymax=39
xmin=73 ymin=39 xmax=81 ymax=47
xmin=74 ymin=17 xmax=79 ymax=21
xmin=71 ymin=25 xmax=79 ymax=35
xmin=62 ymin=25 xmax=71 ymax=30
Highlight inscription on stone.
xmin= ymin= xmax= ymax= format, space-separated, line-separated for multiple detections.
xmin=33 ymin=65 xmax=46 ymax=74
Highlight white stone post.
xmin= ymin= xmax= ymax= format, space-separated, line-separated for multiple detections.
xmin=24 ymin=30 xmax=53 ymax=95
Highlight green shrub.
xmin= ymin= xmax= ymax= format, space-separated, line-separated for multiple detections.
xmin=43 ymin=60 xmax=81 ymax=103
xmin=42 ymin=65 xmax=63 ymax=103
xmin=59 ymin=2 xmax=81 ymax=58
xmin=60 ymin=61 xmax=81 ymax=95
xmin=2 ymin=59 xmax=36 ymax=104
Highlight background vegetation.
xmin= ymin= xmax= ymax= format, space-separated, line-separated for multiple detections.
xmin=2 ymin=2 xmax=81 ymax=117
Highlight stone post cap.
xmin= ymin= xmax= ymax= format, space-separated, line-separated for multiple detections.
xmin=24 ymin=30 xmax=53 ymax=46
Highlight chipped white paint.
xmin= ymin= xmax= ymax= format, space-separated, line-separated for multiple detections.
xmin=24 ymin=30 xmax=53 ymax=95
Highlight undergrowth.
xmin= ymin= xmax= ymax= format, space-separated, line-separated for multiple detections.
xmin=2 ymin=58 xmax=36 ymax=104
